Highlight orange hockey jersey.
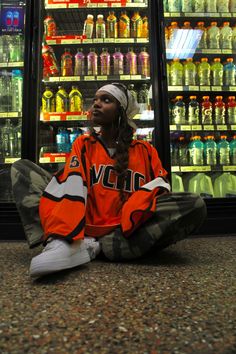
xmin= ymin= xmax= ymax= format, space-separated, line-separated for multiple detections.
xmin=39 ymin=133 xmax=170 ymax=242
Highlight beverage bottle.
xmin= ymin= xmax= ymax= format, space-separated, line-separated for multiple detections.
xmin=141 ymin=16 xmax=149 ymax=38
xmin=181 ymin=0 xmax=193 ymax=12
xmin=2 ymin=119 xmax=15 ymax=157
xmin=42 ymin=86 xmax=55 ymax=113
xmin=170 ymin=58 xmax=183 ymax=86
xmin=182 ymin=21 xmax=192 ymax=29
xmin=0 ymin=36 xmax=4 ymax=62
xmin=204 ymin=135 xmax=217 ymax=165
xmin=138 ymin=84 xmax=149 ymax=112
xmin=13 ymin=10 xmax=19 ymax=27
xmin=189 ymin=135 xmax=204 ymax=165
xmin=226 ymin=96 xmax=236 ymax=124
xmin=188 ymin=96 xmax=200 ymax=124
xmin=220 ymin=22 xmax=232 ymax=49
xmin=188 ymin=173 xmax=214 ymax=198
xmin=230 ymin=0 xmax=236 ymax=11
xmin=11 ymin=69 xmax=23 ymax=112
xmin=207 ymin=22 xmax=220 ymax=49
xmin=168 ymin=0 xmax=181 ymax=11
xmin=112 ymin=48 xmax=124 ymax=75
xmin=6 ymin=11 xmax=13 ymax=27
xmin=61 ymin=48 xmax=73 ymax=77
xmin=42 ymin=45 xmax=59 ymax=77
xmin=100 ymin=48 xmax=110 ymax=75
xmin=69 ymin=85 xmax=83 ymax=112
xmin=195 ymin=22 xmax=207 ymax=49
xmin=69 ymin=128 xmax=83 ymax=146
xmin=198 ymin=58 xmax=210 ymax=86
xmin=138 ymin=47 xmax=150 ymax=77
xmin=106 ymin=11 xmax=118 ymax=38
xmin=217 ymin=135 xmax=230 ymax=165
xmin=56 ymin=127 xmax=71 ymax=153
xmin=44 ymin=15 xmax=57 ymax=36
xmin=14 ymin=119 xmax=22 ymax=157
xmin=184 ymin=58 xmax=196 ymax=86
xmin=211 ymin=58 xmax=223 ymax=86
xmin=119 ymin=11 xmax=130 ymax=38
xmin=96 ymin=14 xmax=106 ymax=39
xmin=217 ymin=0 xmax=229 ymax=12
xmin=74 ymin=48 xmax=85 ymax=76
xmin=55 ymin=86 xmax=69 ymax=112
xmin=194 ymin=0 xmax=205 ymax=12
xmin=128 ymin=84 xmax=138 ymax=102
xmin=168 ymin=21 xmax=179 ymax=42
xmin=201 ymin=96 xmax=213 ymax=124
xmin=83 ymin=14 xmax=94 ymax=39
xmin=87 ymin=48 xmax=98 ymax=76
xmin=229 ymin=135 xmax=236 ymax=164
xmin=206 ymin=0 xmax=217 ymax=12
xmin=163 ymin=0 xmax=169 ymax=12
xmin=0 ymin=70 xmax=12 ymax=112
xmin=171 ymin=173 xmax=185 ymax=192
xmin=126 ymin=47 xmax=137 ymax=75
xmin=172 ymin=96 xmax=186 ymax=124
xmin=9 ymin=35 xmax=23 ymax=62
xmin=223 ymin=58 xmax=236 ymax=86
xmin=178 ymin=136 xmax=188 ymax=165
xmin=214 ymin=96 xmax=226 ymax=124
xmin=130 ymin=11 xmax=143 ymax=38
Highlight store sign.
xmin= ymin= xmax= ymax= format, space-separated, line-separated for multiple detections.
xmin=0 ymin=5 xmax=25 ymax=34
xmin=47 ymin=0 xmax=125 ymax=4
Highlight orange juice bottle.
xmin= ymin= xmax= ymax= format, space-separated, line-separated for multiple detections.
xmin=119 ymin=11 xmax=130 ymax=38
xmin=141 ymin=16 xmax=149 ymax=38
xmin=106 ymin=11 xmax=118 ymax=38
xmin=131 ymin=11 xmax=143 ymax=38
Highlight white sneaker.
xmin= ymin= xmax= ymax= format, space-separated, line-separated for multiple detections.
xmin=30 ymin=239 xmax=91 ymax=278
xmin=84 ymin=237 xmax=101 ymax=259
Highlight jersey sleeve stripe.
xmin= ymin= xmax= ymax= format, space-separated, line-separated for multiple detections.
xmin=140 ymin=177 xmax=171 ymax=192
xmin=44 ymin=175 xmax=88 ymax=201
xmin=54 ymin=171 xmax=87 ymax=188
xmin=42 ymin=191 xmax=86 ymax=204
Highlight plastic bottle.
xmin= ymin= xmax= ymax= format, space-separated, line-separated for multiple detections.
xmin=55 ymin=86 xmax=68 ymax=112
xmin=204 ymin=135 xmax=217 ymax=165
xmin=100 ymin=48 xmax=110 ymax=76
xmin=11 ymin=69 xmax=23 ymax=113
xmin=74 ymin=48 xmax=85 ymax=76
xmin=87 ymin=48 xmax=98 ymax=76
xmin=168 ymin=0 xmax=181 ymax=12
xmin=163 ymin=0 xmax=169 ymax=12
xmin=113 ymin=48 xmax=124 ymax=75
xmin=2 ymin=119 xmax=15 ymax=157
xmin=69 ymin=86 xmax=83 ymax=112
xmin=83 ymin=14 xmax=94 ymax=39
xmin=217 ymin=0 xmax=229 ymax=12
xmin=44 ymin=15 xmax=57 ymax=36
xmin=223 ymin=58 xmax=236 ymax=86
xmin=188 ymin=173 xmax=214 ymax=198
xmin=0 ymin=70 xmax=11 ymax=112
xmin=127 ymin=84 xmax=138 ymax=102
xmin=56 ymin=127 xmax=70 ymax=153
xmin=195 ymin=22 xmax=207 ymax=49
xmin=188 ymin=96 xmax=200 ymax=124
xmin=138 ymin=84 xmax=149 ymax=112
xmin=172 ymin=96 xmax=186 ymax=124
xmin=232 ymin=24 xmax=236 ymax=50
xmin=226 ymin=96 xmax=236 ymax=124
xmin=126 ymin=47 xmax=137 ymax=75
xmin=141 ymin=16 xmax=149 ymax=38
xmin=96 ymin=14 xmax=106 ymax=39
xmin=9 ymin=35 xmax=24 ymax=62
xmin=229 ymin=135 xmax=236 ymax=165
xmin=171 ymin=173 xmax=185 ymax=192
xmin=178 ymin=136 xmax=188 ymax=165
xmin=201 ymin=96 xmax=213 ymax=124
xmin=181 ymin=0 xmax=193 ymax=12
xmin=206 ymin=0 xmax=217 ymax=12
xmin=189 ymin=135 xmax=204 ymax=165
xmin=182 ymin=21 xmax=192 ymax=29
xmin=168 ymin=21 xmax=179 ymax=43
xmin=214 ymin=96 xmax=226 ymax=124
xmin=106 ymin=11 xmax=118 ymax=38
xmin=184 ymin=58 xmax=196 ymax=86
xmin=214 ymin=172 xmax=236 ymax=197
xmin=42 ymin=44 xmax=59 ymax=77
xmin=119 ymin=11 xmax=130 ymax=38
xmin=138 ymin=47 xmax=150 ymax=77
xmin=229 ymin=0 xmax=236 ymax=11
xmin=61 ymin=48 xmax=73 ymax=77
xmin=130 ymin=11 xmax=143 ymax=38
xmin=42 ymin=86 xmax=55 ymax=113
xmin=211 ymin=58 xmax=223 ymax=86
xmin=194 ymin=0 xmax=205 ymax=12
xmin=69 ymin=128 xmax=83 ymax=146
xmin=198 ymin=58 xmax=211 ymax=86
xmin=207 ymin=22 xmax=220 ymax=49
xmin=217 ymin=135 xmax=230 ymax=165
xmin=220 ymin=22 xmax=232 ymax=49
xmin=13 ymin=119 xmax=22 ymax=157
xmin=170 ymin=58 xmax=183 ymax=86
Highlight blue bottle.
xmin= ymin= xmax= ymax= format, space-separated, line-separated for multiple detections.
xmin=189 ymin=135 xmax=204 ymax=165
xmin=56 ymin=128 xmax=70 ymax=152
xmin=217 ymin=135 xmax=230 ymax=165
xmin=229 ymin=135 xmax=236 ymax=165
xmin=69 ymin=128 xmax=83 ymax=146
xmin=204 ymin=135 xmax=217 ymax=165
xmin=224 ymin=58 xmax=236 ymax=86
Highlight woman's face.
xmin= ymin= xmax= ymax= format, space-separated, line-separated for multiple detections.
xmin=90 ymin=91 xmax=120 ymax=127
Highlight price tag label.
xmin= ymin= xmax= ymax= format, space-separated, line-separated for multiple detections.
xmin=7 ymin=112 xmax=19 ymax=117
xmin=60 ymin=76 xmax=75 ymax=82
xmin=105 ymin=38 xmax=114 ymax=43
xmin=217 ymin=125 xmax=227 ymax=130
xmin=97 ymin=75 xmax=108 ymax=80
xmin=188 ymin=86 xmax=198 ymax=91
xmin=115 ymin=38 xmax=130 ymax=43
xmin=171 ymin=166 xmax=180 ymax=172
xmin=49 ymin=77 xmax=59 ymax=82
xmin=170 ymin=125 xmax=177 ymax=130
xmin=87 ymin=4 xmax=97 ymax=8
xmin=223 ymin=165 xmax=236 ymax=171
xmin=98 ymin=3 xmax=108 ymax=7
xmin=171 ymin=12 xmax=180 ymax=16
xmin=222 ymin=49 xmax=232 ymax=54
xmin=39 ymin=157 xmax=51 ymax=163
xmin=231 ymin=125 xmax=236 ymax=130
xmin=0 ymin=113 xmax=7 ymax=118
xmin=55 ymin=157 xmax=66 ymax=163
xmin=136 ymin=38 xmax=149 ymax=43
xmin=5 ymin=158 xmax=20 ymax=164
xmin=120 ymin=75 xmax=131 ymax=80
xmin=211 ymin=86 xmax=222 ymax=91
xmin=93 ymin=38 xmax=103 ymax=43
xmin=112 ymin=3 xmax=121 ymax=7
xmin=207 ymin=49 xmax=219 ymax=53
xmin=191 ymin=125 xmax=202 ymax=131
xmin=50 ymin=115 xmax=61 ymax=121
xmin=221 ymin=12 xmax=231 ymax=17
xmin=131 ymin=75 xmax=142 ymax=80
xmin=164 ymin=12 xmax=170 ymax=17
xmin=46 ymin=40 xmax=57 ymax=45
xmin=192 ymin=12 xmax=204 ymax=17
xmin=200 ymin=86 xmax=210 ymax=91
xmin=46 ymin=4 xmax=66 ymax=8
xmin=230 ymin=86 xmax=236 ymax=91
xmin=180 ymin=125 xmax=191 ymax=131
xmin=84 ymin=76 xmax=95 ymax=81
xmin=83 ymin=39 xmax=93 ymax=44
xmin=0 ymin=62 xmax=7 ymax=67
xmin=203 ymin=125 xmax=214 ymax=130
xmin=68 ymin=4 xmax=79 ymax=8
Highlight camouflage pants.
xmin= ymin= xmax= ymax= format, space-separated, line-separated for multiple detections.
xmin=11 ymin=159 xmax=207 ymax=261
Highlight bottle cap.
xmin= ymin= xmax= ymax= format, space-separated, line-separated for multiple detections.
xmin=216 ymin=96 xmax=223 ymax=100
xmin=227 ymin=58 xmax=234 ymax=62
xmin=190 ymin=96 xmax=197 ymax=100
xmin=186 ymin=58 xmax=193 ymax=62
xmin=211 ymin=21 xmax=217 ymax=26
xmin=173 ymin=58 xmax=180 ymax=62
xmin=203 ymin=96 xmax=210 ymax=99
xmin=176 ymin=96 xmax=183 ymax=99
xmin=97 ymin=14 xmax=104 ymax=19
xmin=201 ymin=58 xmax=208 ymax=62
xmin=223 ymin=22 xmax=230 ymax=26
xmin=228 ymin=96 xmax=235 ymax=100
xmin=87 ymin=15 xmax=94 ymax=19
xmin=220 ymin=135 xmax=227 ymax=139
xmin=214 ymin=58 xmax=221 ymax=62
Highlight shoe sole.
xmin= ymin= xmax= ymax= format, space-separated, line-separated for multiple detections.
xmin=30 ymin=249 xmax=91 ymax=278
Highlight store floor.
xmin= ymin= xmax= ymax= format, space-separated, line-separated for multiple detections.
xmin=0 ymin=237 xmax=235 ymax=354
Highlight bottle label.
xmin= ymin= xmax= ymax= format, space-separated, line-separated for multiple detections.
xmin=202 ymin=108 xmax=212 ymax=124
xmin=228 ymin=107 xmax=236 ymax=123
xmin=215 ymin=107 xmax=225 ymax=124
